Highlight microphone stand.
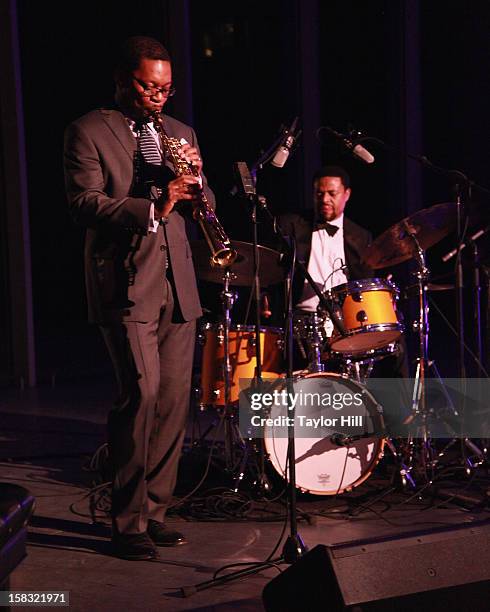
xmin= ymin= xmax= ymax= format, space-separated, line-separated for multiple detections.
xmin=471 ymin=239 xmax=483 ymax=378
xmin=180 ymin=155 xmax=351 ymax=596
xmin=454 ymin=184 xmax=466 ymax=378
xmin=240 ymin=168 xmax=308 ymax=561
xmin=443 ymin=226 xmax=489 ymax=377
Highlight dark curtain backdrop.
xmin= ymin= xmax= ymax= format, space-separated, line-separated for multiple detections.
xmin=13 ymin=0 xmax=489 ymax=383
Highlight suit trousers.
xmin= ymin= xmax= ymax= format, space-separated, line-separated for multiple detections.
xmin=100 ymin=278 xmax=196 ymax=535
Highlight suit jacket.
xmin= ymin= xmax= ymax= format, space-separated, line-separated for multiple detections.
xmin=278 ymin=211 xmax=374 ymax=306
xmin=64 ymin=108 xmax=214 ymax=324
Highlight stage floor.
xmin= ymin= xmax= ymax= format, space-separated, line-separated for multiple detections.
xmin=1 ymin=381 xmax=489 ymax=611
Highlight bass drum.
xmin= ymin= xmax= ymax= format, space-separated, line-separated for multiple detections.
xmin=263 ymin=372 xmax=385 ymax=495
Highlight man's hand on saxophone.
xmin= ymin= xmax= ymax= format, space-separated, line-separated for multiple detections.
xmin=178 ymin=143 xmax=203 ymax=174
xmin=156 ymin=174 xmax=201 ymax=219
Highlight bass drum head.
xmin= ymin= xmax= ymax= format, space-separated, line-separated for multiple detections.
xmin=263 ymin=372 xmax=385 ymax=495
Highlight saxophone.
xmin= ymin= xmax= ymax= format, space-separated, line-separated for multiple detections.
xmin=151 ymin=112 xmax=237 ymax=268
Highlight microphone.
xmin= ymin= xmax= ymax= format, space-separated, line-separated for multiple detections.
xmin=322 ymin=126 xmax=375 ymax=164
xmin=271 ymin=117 xmax=299 ymax=168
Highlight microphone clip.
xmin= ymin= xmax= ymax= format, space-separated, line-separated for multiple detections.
xmin=317 ymin=125 xmax=375 ymax=165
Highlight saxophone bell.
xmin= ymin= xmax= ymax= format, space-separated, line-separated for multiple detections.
xmin=194 ymin=204 xmax=237 ymax=268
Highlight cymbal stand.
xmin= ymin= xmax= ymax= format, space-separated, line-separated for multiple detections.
xmin=403 ymin=222 xmax=466 ymax=482
xmin=470 ymin=236 xmax=484 ymax=378
xmin=219 ymin=269 xmax=242 ymax=471
xmin=192 ymin=271 xmax=242 ymax=469
xmin=406 ymin=221 xmax=430 ymax=423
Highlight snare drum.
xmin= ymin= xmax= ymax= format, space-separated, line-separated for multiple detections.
xmin=263 ymin=371 xmax=385 ymax=495
xmin=200 ymin=323 xmax=283 ymax=406
xmin=327 ymin=278 xmax=403 ymax=354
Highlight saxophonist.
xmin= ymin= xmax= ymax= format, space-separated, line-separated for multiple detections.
xmin=64 ymin=36 xmax=214 ymax=560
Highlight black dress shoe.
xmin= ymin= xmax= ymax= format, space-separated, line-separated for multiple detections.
xmin=111 ymin=532 xmax=158 ymax=560
xmin=147 ymin=519 xmax=187 ymax=547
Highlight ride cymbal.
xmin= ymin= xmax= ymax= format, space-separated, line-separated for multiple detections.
xmin=363 ymin=202 xmax=457 ymax=269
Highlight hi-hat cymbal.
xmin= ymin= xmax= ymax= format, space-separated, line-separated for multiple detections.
xmin=362 ymin=202 xmax=457 ymax=269
xmin=191 ymin=240 xmax=285 ymax=287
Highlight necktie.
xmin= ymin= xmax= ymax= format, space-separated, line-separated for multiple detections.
xmin=137 ymin=123 xmax=161 ymax=164
xmin=315 ymin=222 xmax=339 ymax=237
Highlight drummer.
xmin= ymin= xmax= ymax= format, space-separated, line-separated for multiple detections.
xmin=278 ymin=165 xmax=409 ymax=380
xmin=280 ymin=165 xmax=373 ymax=317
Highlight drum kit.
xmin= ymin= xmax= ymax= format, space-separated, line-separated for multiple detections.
xmin=190 ymin=202 xmax=485 ymax=497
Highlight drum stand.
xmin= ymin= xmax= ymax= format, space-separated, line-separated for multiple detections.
xmin=402 ymin=224 xmax=443 ymax=479
xmin=219 ymin=269 xmax=244 ymax=472
xmin=307 ymin=312 xmax=326 ymax=373
xmin=192 ymin=270 xmax=247 ymax=477
xmin=401 ymin=223 xmax=483 ymax=483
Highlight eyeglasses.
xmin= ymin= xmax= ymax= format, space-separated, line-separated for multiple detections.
xmin=132 ymin=76 xmax=176 ymax=98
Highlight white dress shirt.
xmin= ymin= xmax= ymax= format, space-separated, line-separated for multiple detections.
xmin=296 ymin=214 xmax=348 ymax=333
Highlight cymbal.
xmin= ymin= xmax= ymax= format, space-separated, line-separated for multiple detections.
xmin=191 ymin=240 xmax=285 ymax=287
xmin=402 ymin=282 xmax=455 ymax=300
xmin=425 ymin=282 xmax=455 ymax=291
xmin=362 ymin=202 xmax=457 ymax=269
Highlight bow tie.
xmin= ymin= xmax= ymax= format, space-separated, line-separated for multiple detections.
xmin=315 ymin=222 xmax=339 ymax=237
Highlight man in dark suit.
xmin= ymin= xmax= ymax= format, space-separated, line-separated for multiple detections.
xmin=64 ymin=36 xmax=212 ymax=559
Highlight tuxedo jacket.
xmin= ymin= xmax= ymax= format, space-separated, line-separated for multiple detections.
xmin=64 ymin=108 xmax=214 ymax=324
xmin=278 ymin=211 xmax=374 ymax=306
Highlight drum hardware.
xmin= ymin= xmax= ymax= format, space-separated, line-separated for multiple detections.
xmin=308 ymin=312 xmax=326 ymax=373
xmin=346 ymin=436 xmax=417 ymax=518
xmin=442 ymin=224 xmax=489 ymax=379
xmin=402 ymin=222 xmax=456 ymax=431
xmin=383 ymin=438 xmax=416 ymax=489
xmin=364 ymin=209 xmax=485 ymax=485
xmin=336 ymin=342 xmax=399 ymax=364
xmin=356 ymin=310 xmax=368 ymax=322
xmin=192 ymin=268 xmax=250 ymax=473
xmin=191 ymin=236 xmax=286 ymax=476
xmin=342 ymin=359 xmax=374 ymax=385
xmin=385 ymin=221 xmax=454 ymax=481
xmin=293 ymin=311 xmax=328 ymax=373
